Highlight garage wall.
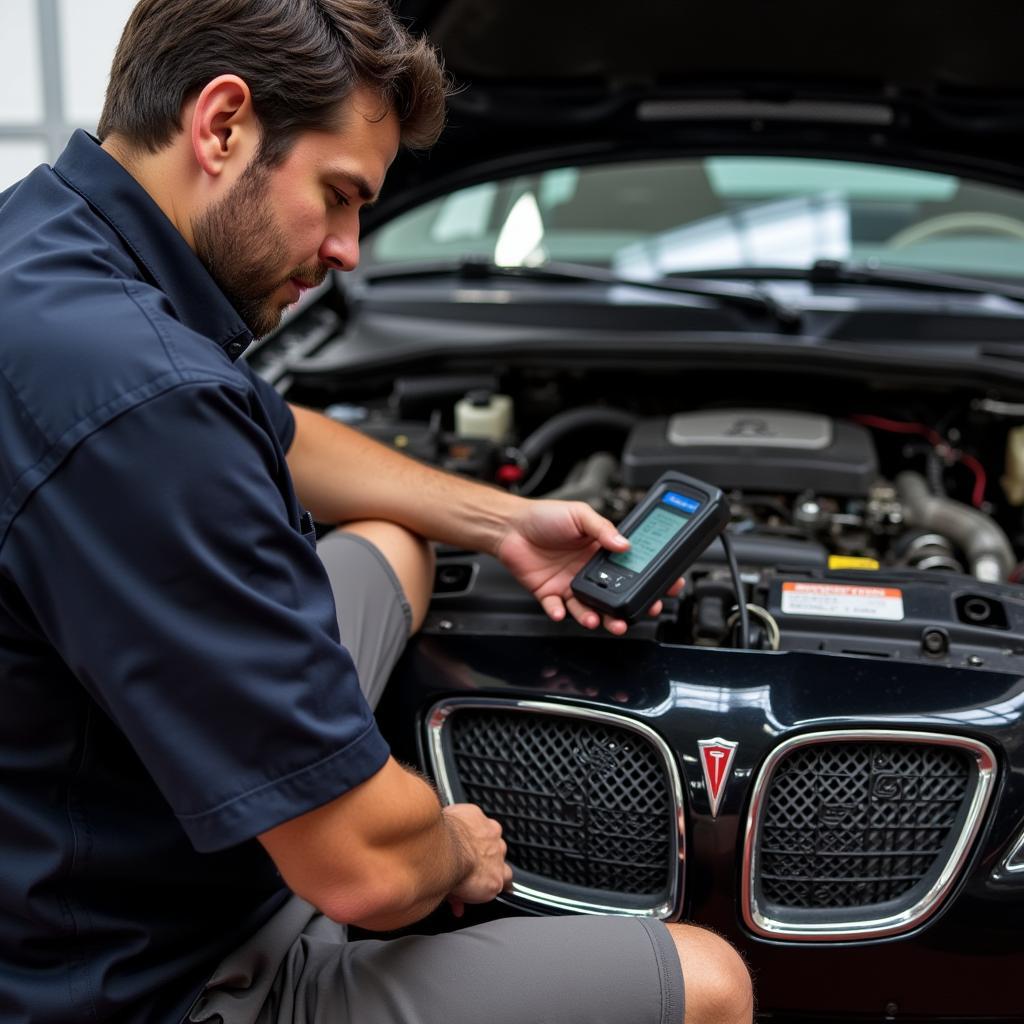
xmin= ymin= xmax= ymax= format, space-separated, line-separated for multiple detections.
xmin=0 ymin=0 xmax=136 ymax=189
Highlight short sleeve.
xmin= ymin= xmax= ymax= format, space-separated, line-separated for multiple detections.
xmin=239 ymin=360 xmax=296 ymax=451
xmin=6 ymin=379 xmax=388 ymax=852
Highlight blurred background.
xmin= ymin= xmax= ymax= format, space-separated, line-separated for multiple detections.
xmin=1 ymin=0 xmax=134 ymax=189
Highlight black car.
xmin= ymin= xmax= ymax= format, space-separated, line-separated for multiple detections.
xmin=250 ymin=3 xmax=1024 ymax=1019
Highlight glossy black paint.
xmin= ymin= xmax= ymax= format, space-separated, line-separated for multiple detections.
xmin=376 ymin=633 xmax=1024 ymax=1019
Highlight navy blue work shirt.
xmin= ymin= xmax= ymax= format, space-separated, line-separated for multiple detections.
xmin=0 ymin=131 xmax=390 ymax=1023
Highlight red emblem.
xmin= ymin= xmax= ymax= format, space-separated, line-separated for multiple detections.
xmin=698 ymin=738 xmax=738 ymax=818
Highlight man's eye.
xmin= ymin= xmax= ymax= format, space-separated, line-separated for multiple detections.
xmin=330 ymin=187 xmax=350 ymax=207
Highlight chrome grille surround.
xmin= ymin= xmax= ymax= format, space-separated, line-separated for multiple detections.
xmin=425 ymin=698 xmax=685 ymax=920
xmin=1000 ymin=821 xmax=1024 ymax=874
xmin=742 ymin=729 xmax=997 ymax=941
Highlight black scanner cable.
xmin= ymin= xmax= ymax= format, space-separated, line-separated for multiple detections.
xmin=720 ymin=532 xmax=750 ymax=650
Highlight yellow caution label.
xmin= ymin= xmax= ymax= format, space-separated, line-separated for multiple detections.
xmin=828 ymin=555 xmax=880 ymax=571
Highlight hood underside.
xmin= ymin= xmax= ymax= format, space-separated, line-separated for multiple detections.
xmin=372 ymin=0 xmax=1024 ymax=221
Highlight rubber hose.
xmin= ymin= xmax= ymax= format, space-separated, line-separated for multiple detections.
xmin=518 ymin=407 xmax=638 ymax=467
xmin=895 ymin=471 xmax=1015 ymax=582
xmin=541 ymin=452 xmax=618 ymax=503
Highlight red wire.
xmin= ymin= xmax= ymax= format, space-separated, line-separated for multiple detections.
xmin=851 ymin=414 xmax=986 ymax=507
xmin=850 ymin=414 xmax=947 ymax=450
xmin=958 ymin=452 xmax=987 ymax=508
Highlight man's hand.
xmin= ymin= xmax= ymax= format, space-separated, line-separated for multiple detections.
xmin=286 ymin=408 xmax=681 ymax=632
xmin=443 ymin=803 xmax=513 ymax=918
xmin=496 ymin=499 xmax=683 ymax=635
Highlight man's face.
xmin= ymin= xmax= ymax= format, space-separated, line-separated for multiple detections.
xmin=193 ymin=88 xmax=400 ymax=338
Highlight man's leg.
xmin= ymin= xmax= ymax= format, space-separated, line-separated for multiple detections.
xmin=190 ymin=895 xmax=752 ymax=1024
xmin=192 ymin=526 xmax=754 ymax=1024
xmin=241 ymin=912 xmax=750 ymax=1024
xmin=316 ymin=521 xmax=435 ymax=709
xmin=315 ymin=527 xmax=755 ymax=1024
xmin=334 ymin=520 xmax=435 ymax=633
xmin=667 ymin=923 xmax=754 ymax=1024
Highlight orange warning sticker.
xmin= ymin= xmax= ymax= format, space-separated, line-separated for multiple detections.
xmin=780 ymin=581 xmax=904 ymax=621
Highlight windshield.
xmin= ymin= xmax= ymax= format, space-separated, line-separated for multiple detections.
xmin=366 ymin=156 xmax=1024 ymax=280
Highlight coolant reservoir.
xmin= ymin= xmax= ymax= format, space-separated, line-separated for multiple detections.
xmin=455 ymin=390 xmax=513 ymax=441
xmin=1002 ymin=426 xmax=1024 ymax=505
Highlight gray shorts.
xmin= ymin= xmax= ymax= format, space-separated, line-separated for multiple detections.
xmin=316 ymin=530 xmax=414 ymax=712
xmin=187 ymin=531 xmax=685 ymax=1024
xmin=190 ymin=895 xmax=684 ymax=1024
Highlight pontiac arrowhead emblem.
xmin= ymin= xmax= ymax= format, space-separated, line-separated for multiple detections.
xmin=698 ymin=738 xmax=738 ymax=818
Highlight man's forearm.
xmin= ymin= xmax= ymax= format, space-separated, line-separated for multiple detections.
xmin=286 ymin=403 xmax=529 ymax=553
xmin=260 ymin=759 xmax=473 ymax=931
xmin=348 ymin=810 xmax=471 ymax=931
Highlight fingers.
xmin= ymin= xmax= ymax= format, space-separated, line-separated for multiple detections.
xmin=575 ymin=503 xmax=629 ymax=553
xmin=544 ymin=593 xmax=612 ymax=632
xmin=536 ymin=593 xmax=569 ymax=622
xmin=565 ymin=594 xmax=602 ymax=630
xmin=602 ymin=613 xmax=628 ymax=636
xmin=556 ymin=577 xmax=687 ymax=629
xmin=540 ymin=594 xmax=566 ymax=622
xmin=557 ymin=579 xmax=685 ymax=634
xmin=449 ymin=863 xmax=513 ymax=918
xmin=563 ymin=595 xmax=631 ymax=634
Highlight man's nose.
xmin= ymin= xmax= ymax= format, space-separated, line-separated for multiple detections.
xmin=319 ymin=231 xmax=360 ymax=273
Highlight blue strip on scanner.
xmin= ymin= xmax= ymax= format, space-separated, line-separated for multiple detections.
xmin=662 ymin=491 xmax=701 ymax=514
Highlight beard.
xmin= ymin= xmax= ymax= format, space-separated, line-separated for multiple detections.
xmin=192 ymin=157 xmax=327 ymax=339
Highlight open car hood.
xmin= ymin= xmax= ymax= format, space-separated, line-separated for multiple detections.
xmin=372 ymin=0 xmax=1024 ymax=223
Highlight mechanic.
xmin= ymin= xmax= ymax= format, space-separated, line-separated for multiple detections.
xmin=0 ymin=2 xmax=753 ymax=1023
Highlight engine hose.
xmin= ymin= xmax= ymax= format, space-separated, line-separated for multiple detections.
xmin=540 ymin=452 xmax=618 ymax=504
xmin=516 ymin=407 xmax=638 ymax=468
xmin=895 ymin=471 xmax=1014 ymax=583
xmin=900 ymin=441 xmax=946 ymax=496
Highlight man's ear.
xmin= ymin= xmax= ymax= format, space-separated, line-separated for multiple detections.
xmin=190 ymin=75 xmax=259 ymax=178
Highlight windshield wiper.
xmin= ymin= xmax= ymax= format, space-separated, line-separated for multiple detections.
xmin=362 ymin=257 xmax=803 ymax=329
xmin=807 ymin=259 xmax=1024 ymax=304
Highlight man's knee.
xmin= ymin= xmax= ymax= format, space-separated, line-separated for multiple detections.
xmin=665 ymin=923 xmax=753 ymax=1024
xmin=338 ymin=520 xmax=435 ymax=632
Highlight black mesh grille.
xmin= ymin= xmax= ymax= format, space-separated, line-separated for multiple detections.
xmin=447 ymin=708 xmax=674 ymax=897
xmin=757 ymin=742 xmax=972 ymax=910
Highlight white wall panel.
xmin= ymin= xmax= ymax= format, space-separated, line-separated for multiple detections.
xmin=59 ymin=0 xmax=136 ymax=126
xmin=0 ymin=140 xmax=49 ymax=190
xmin=0 ymin=0 xmax=44 ymax=123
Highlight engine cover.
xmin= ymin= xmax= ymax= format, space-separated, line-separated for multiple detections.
xmin=621 ymin=409 xmax=877 ymax=494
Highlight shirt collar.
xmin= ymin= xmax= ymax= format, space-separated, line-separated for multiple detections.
xmin=52 ymin=130 xmax=254 ymax=360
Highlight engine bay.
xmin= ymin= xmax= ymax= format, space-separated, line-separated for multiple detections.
xmin=287 ymin=365 xmax=1024 ymax=671
xmin=276 ymin=330 xmax=1024 ymax=1017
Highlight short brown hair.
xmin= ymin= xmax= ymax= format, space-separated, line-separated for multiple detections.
xmin=98 ymin=0 xmax=448 ymax=161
